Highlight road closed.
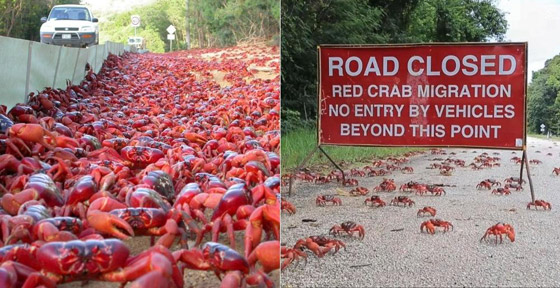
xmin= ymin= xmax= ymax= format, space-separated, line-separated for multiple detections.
xmin=318 ymin=43 xmax=527 ymax=149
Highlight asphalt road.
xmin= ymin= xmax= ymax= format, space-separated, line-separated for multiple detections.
xmin=281 ymin=136 xmax=560 ymax=288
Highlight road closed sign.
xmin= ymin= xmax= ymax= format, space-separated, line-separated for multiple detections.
xmin=318 ymin=43 xmax=527 ymax=149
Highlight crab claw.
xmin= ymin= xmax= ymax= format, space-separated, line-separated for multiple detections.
xmin=203 ymin=242 xmax=249 ymax=275
xmin=221 ymin=271 xmax=244 ymax=288
xmin=8 ymin=123 xmax=56 ymax=150
xmin=129 ymin=271 xmax=174 ymax=288
xmin=88 ymin=197 xmax=127 ymax=212
xmin=247 ymin=241 xmax=280 ymax=273
xmin=86 ymin=210 xmax=134 ymax=240
xmin=184 ymin=132 xmax=207 ymax=146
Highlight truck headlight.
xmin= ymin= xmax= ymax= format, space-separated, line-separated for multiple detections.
xmin=81 ymin=26 xmax=94 ymax=32
xmin=40 ymin=24 xmax=52 ymax=32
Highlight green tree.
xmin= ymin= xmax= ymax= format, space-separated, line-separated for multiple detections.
xmin=101 ymin=0 xmax=279 ymax=52
xmin=410 ymin=0 xmax=507 ymax=42
xmin=282 ymin=0 xmax=384 ymax=121
xmin=281 ymin=0 xmax=508 ymax=125
xmin=527 ymin=55 xmax=560 ymax=135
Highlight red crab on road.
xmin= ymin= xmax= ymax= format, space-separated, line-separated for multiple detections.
xmin=417 ymin=206 xmax=436 ymax=217
xmin=316 ymin=195 xmax=342 ymax=206
xmin=364 ymin=195 xmax=386 ymax=207
xmin=480 ymin=223 xmax=515 ymax=244
xmin=294 ymin=236 xmax=346 ymax=258
xmin=527 ymin=200 xmax=551 ymax=210
xmin=329 ymin=221 xmax=365 ymax=240
xmin=390 ymin=196 xmax=415 ymax=207
xmin=420 ymin=219 xmax=453 ymax=234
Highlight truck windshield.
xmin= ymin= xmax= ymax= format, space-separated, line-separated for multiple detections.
xmin=48 ymin=7 xmax=91 ymax=21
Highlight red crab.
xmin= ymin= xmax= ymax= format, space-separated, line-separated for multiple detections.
xmin=476 ymin=180 xmax=492 ymax=190
xmin=108 ymin=208 xmax=186 ymax=248
xmin=294 ymin=236 xmax=346 ymax=258
xmin=527 ymin=200 xmax=551 ymax=210
xmin=400 ymin=166 xmax=414 ymax=173
xmin=426 ymin=186 xmax=446 ymax=196
xmin=364 ymin=195 xmax=386 ymax=207
xmin=492 ymin=187 xmax=511 ymax=195
xmin=417 ymin=206 xmax=436 ymax=217
xmin=421 ymin=219 xmax=453 ymax=234
xmin=342 ymin=178 xmax=358 ymax=187
xmin=316 ymin=195 xmax=342 ymax=206
xmin=373 ymin=178 xmax=396 ymax=192
xmin=504 ymin=183 xmax=523 ymax=191
xmin=174 ymin=242 xmax=273 ymax=288
xmin=281 ymin=245 xmax=307 ymax=270
xmin=6 ymin=123 xmax=57 ymax=158
xmin=1 ymin=173 xmax=64 ymax=215
xmin=390 ymin=196 xmax=415 ymax=207
xmin=504 ymin=177 xmax=526 ymax=184
xmin=480 ymin=223 xmax=515 ymax=244
xmin=349 ymin=186 xmax=369 ymax=196
xmin=329 ymin=221 xmax=365 ymax=239
xmin=281 ymin=198 xmax=296 ymax=215
xmin=399 ymin=181 xmax=419 ymax=192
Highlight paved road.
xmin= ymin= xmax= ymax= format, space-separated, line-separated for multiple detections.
xmin=282 ymin=137 xmax=560 ymax=287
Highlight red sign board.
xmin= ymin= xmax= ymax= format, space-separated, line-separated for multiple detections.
xmin=318 ymin=43 xmax=527 ymax=149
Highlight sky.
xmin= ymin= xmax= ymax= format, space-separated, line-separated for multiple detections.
xmin=496 ymin=0 xmax=560 ymax=80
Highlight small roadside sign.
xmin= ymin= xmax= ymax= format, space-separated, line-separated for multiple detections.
xmin=167 ymin=34 xmax=175 ymax=40
xmin=167 ymin=25 xmax=176 ymax=34
xmin=131 ymin=15 xmax=141 ymax=27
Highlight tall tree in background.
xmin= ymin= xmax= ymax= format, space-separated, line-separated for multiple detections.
xmin=100 ymin=0 xmax=279 ymax=52
xmin=281 ymin=0 xmax=508 ymax=125
xmin=282 ymin=0 xmax=384 ymax=122
xmin=527 ymin=54 xmax=560 ymax=135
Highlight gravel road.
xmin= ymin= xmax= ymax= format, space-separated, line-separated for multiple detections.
xmin=281 ymin=137 xmax=560 ymax=288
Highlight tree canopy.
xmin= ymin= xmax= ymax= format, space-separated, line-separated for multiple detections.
xmin=527 ymin=54 xmax=560 ymax=135
xmin=281 ymin=0 xmax=508 ymax=124
xmin=101 ymin=0 xmax=279 ymax=53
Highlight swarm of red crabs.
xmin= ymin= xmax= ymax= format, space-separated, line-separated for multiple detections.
xmin=283 ymin=146 xmax=560 ymax=277
xmin=0 ymin=45 xmax=280 ymax=287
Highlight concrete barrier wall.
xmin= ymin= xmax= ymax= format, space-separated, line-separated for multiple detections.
xmin=0 ymin=36 xmax=128 ymax=110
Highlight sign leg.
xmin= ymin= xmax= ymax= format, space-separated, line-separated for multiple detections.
xmin=519 ymin=149 xmax=525 ymax=184
xmin=522 ymin=150 xmax=536 ymax=202
xmin=318 ymin=146 xmax=345 ymax=184
xmin=288 ymin=146 xmax=319 ymax=196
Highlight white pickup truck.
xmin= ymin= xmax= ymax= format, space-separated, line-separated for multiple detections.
xmin=40 ymin=5 xmax=99 ymax=48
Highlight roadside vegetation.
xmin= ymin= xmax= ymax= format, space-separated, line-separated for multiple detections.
xmin=282 ymin=127 xmax=420 ymax=171
xmin=101 ymin=0 xmax=279 ymax=52
xmin=527 ymin=54 xmax=560 ymax=135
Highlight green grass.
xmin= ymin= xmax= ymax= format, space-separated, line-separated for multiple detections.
xmin=281 ymin=128 xmax=421 ymax=172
